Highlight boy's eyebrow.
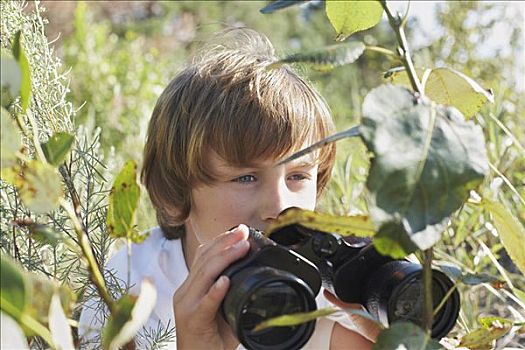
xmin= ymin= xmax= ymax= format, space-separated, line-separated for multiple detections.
xmin=285 ymin=160 xmax=317 ymax=168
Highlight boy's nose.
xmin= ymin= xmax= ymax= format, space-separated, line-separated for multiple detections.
xmin=259 ymin=182 xmax=292 ymax=222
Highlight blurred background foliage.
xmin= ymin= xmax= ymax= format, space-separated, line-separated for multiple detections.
xmin=2 ymin=0 xmax=524 ymax=347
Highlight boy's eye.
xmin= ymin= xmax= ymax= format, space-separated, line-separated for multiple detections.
xmin=288 ymin=173 xmax=310 ymax=181
xmin=233 ymin=175 xmax=257 ymax=183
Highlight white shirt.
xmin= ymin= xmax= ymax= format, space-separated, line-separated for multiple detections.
xmin=79 ymin=227 xmax=355 ymax=349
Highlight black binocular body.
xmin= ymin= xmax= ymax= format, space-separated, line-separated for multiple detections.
xmin=220 ymin=225 xmax=460 ymax=350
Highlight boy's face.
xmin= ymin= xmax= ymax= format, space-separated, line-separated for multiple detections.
xmin=186 ymin=151 xmax=318 ymax=243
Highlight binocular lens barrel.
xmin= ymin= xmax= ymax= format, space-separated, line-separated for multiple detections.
xmin=222 ymin=266 xmax=317 ymax=350
xmin=365 ymin=261 xmax=460 ymax=339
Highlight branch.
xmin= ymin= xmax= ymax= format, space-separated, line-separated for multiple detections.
xmin=422 ymin=248 xmax=434 ymax=332
xmin=380 ymin=0 xmax=433 ymax=334
xmin=60 ymin=199 xmax=116 ymax=314
xmin=380 ymin=1 xmax=424 ymax=94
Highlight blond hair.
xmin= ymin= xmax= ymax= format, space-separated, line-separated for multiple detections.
xmin=141 ymin=28 xmax=336 ymax=239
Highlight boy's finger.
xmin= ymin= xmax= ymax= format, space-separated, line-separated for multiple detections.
xmin=195 ymin=275 xmax=231 ymax=323
xmin=191 ymin=238 xmax=250 ymax=297
xmin=193 ymin=224 xmax=249 ymax=261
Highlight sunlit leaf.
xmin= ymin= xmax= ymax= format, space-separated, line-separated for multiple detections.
xmin=265 ymin=207 xmax=375 ymax=238
xmin=424 ymin=67 xmax=494 ymax=119
xmin=11 ymin=31 xmax=31 ymax=112
xmin=477 ymin=316 xmax=513 ymax=330
xmin=41 ymin=132 xmax=75 ymax=166
xmin=16 ymin=160 xmax=63 ymax=214
xmin=269 ymin=42 xmax=365 ymax=71
xmin=360 ymin=85 xmax=489 ymax=258
xmin=372 ymin=322 xmax=441 ymax=350
xmin=0 ymin=254 xmax=27 ymax=320
xmin=102 ymin=279 xmax=157 ymax=350
xmin=385 ymin=66 xmax=430 ymax=90
xmin=253 ymin=307 xmax=337 ymax=332
xmin=459 ymin=322 xmax=512 ymax=348
xmin=1 ymin=107 xmax=21 ymax=170
xmin=0 ymin=311 xmax=29 ymax=350
xmin=326 ymin=0 xmax=383 ymax=41
xmin=482 ymin=199 xmax=525 ymax=276
xmin=107 ymin=160 xmax=145 ymax=242
xmin=49 ymin=293 xmax=74 ymax=350
xmin=260 ymin=0 xmax=308 ymax=14
xmin=386 ymin=67 xmax=494 ymax=118
xmin=1 ymin=51 xmax=21 ymax=107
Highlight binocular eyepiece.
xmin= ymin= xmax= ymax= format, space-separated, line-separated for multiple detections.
xmin=220 ymin=225 xmax=460 ymax=350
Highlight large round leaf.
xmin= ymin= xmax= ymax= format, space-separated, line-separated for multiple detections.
xmin=360 ymin=84 xmax=488 ymax=257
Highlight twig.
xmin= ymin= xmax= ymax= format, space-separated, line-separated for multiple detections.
xmin=422 ymin=248 xmax=434 ymax=332
xmin=380 ymin=0 xmax=423 ymax=94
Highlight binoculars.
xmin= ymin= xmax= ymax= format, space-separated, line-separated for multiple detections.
xmin=220 ymin=224 xmax=460 ymax=350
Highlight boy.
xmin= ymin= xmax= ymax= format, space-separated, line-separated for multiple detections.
xmin=80 ymin=28 xmax=378 ymax=349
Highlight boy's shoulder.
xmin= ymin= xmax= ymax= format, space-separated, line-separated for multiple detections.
xmin=108 ymin=227 xmax=166 ymax=268
xmin=106 ymin=227 xmax=187 ymax=293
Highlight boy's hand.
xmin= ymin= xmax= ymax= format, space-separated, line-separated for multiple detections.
xmin=323 ymin=289 xmax=381 ymax=342
xmin=173 ymin=225 xmax=250 ymax=350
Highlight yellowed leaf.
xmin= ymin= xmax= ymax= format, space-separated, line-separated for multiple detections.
xmin=482 ymin=199 xmax=525 ymax=276
xmin=265 ymin=207 xmax=375 ymax=238
xmin=16 ymin=161 xmax=62 ymax=214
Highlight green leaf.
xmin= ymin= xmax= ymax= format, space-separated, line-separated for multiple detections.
xmin=277 ymin=126 xmax=360 ymax=166
xmin=265 ymin=207 xmax=375 ymax=238
xmin=0 ymin=255 xmax=27 ymax=320
xmin=373 ymin=322 xmax=441 ymax=350
xmin=27 ymin=223 xmax=63 ymax=248
xmin=25 ymin=272 xmax=75 ymax=327
xmin=16 ymin=160 xmax=63 ymax=214
xmin=435 ymin=262 xmax=503 ymax=286
xmin=459 ymin=323 xmax=512 ymax=348
xmin=360 ymin=85 xmax=489 ymax=257
xmin=107 ymin=160 xmax=144 ymax=242
xmin=424 ymin=67 xmax=494 ymax=119
xmin=326 ymin=0 xmax=383 ymax=41
xmin=477 ymin=315 xmax=513 ymax=329
xmin=385 ymin=66 xmax=430 ymax=90
xmin=48 ymin=294 xmax=74 ymax=350
xmin=386 ymin=67 xmax=494 ymax=118
xmin=1 ymin=51 xmax=22 ymax=107
xmin=269 ymin=42 xmax=365 ymax=71
xmin=260 ymin=0 xmax=308 ymax=14
xmin=0 ymin=312 xmax=29 ymax=349
xmin=1 ymin=107 xmax=21 ymax=170
xmin=102 ymin=280 xmax=156 ymax=350
xmin=11 ymin=31 xmax=31 ymax=112
xmin=41 ymin=132 xmax=75 ymax=166
xmin=482 ymin=199 xmax=525 ymax=276
xmin=253 ymin=307 xmax=338 ymax=332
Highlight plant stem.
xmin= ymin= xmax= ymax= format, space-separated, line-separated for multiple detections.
xmin=380 ymin=1 xmax=424 ymax=94
xmin=364 ymin=45 xmax=398 ymax=59
xmin=381 ymin=0 xmax=433 ymax=333
xmin=60 ymin=199 xmax=115 ymax=313
xmin=422 ymin=248 xmax=434 ymax=332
